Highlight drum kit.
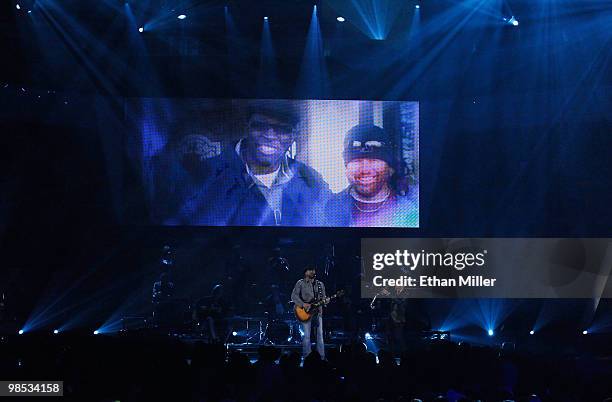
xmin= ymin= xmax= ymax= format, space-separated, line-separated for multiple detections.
xmin=225 ymin=309 xmax=301 ymax=346
xmin=148 ymin=296 xmax=301 ymax=345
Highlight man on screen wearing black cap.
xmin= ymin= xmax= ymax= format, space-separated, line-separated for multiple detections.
xmin=166 ymin=100 xmax=330 ymax=226
xmin=325 ymin=124 xmax=419 ymax=227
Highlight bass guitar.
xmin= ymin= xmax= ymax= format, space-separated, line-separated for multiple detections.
xmin=294 ymin=290 xmax=344 ymax=322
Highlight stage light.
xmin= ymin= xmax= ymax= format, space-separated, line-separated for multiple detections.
xmin=529 ymin=330 xmax=535 ymax=335
xmin=336 ymin=16 xmax=345 ymax=22
xmin=415 ymin=5 xmax=420 ymax=9
xmin=16 ymin=4 xmax=21 ymax=10
xmin=505 ymin=16 xmax=519 ymax=26
xmin=93 ymin=330 xmax=99 ymax=335
xmin=18 ymin=329 xmax=24 ymax=335
xmin=232 ymin=331 xmax=237 ymax=336
xmin=582 ymin=330 xmax=588 ymax=335
xmin=365 ymin=332 xmax=372 ymax=340
xmin=263 ymin=16 xmax=268 ymax=21
xmin=53 ymin=329 xmax=59 ymax=334
xmin=138 ymin=27 xmax=144 ymax=33
xmin=177 ymin=14 xmax=186 ymax=20
xmin=27 ymin=10 xmax=31 ymax=14
xmin=487 ymin=329 xmax=494 ymax=336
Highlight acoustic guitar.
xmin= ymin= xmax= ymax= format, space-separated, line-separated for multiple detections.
xmin=294 ymin=290 xmax=344 ymax=322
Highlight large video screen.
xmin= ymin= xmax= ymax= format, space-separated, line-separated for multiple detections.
xmin=130 ymin=98 xmax=419 ymax=227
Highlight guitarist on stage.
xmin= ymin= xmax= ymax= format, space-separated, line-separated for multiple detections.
xmin=291 ymin=267 xmax=327 ymax=359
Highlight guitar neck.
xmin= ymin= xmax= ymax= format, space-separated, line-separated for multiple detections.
xmin=312 ymin=293 xmax=338 ymax=307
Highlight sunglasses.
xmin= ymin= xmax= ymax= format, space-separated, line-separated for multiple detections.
xmin=249 ymin=120 xmax=295 ymax=139
xmin=350 ymin=140 xmax=385 ymax=150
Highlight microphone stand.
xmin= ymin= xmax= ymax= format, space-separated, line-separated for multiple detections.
xmin=313 ymin=277 xmax=320 ymax=329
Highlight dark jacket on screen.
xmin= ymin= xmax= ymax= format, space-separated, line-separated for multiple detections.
xmin=153 ymin=143 xmax=331 ymax=226
xmin=324 ymin=187 xmax=419 ymax=227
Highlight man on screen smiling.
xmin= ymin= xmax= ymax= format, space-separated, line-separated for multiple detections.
xmin=171 ymin=100 xmax=330 ymax=226
xmin=325 ymin=123 xmax=419 ymax=227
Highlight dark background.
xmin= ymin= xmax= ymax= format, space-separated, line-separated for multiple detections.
xmin=0 ymin=0 xmax=610 ymax=336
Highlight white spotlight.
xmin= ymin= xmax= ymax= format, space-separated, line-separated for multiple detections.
xmin=487 ymin=329 xmax=494 ymax=336
xmin=507 ymin=16 xmax=519 ymax=26
xmin=415 ymin=4 xmax=420 ymax=9
xmin=16 ymin=4 xmax=21 ymax=10
xmin=336 ymin=16 xmax=345 ymax=22
xmin=177 ymin=14 xmax=186 ymax=20
xmin=18 ymin=329 xmax=24 ymax=335
xmin=232 ymin=331 xmax=238 ymax=336
xmin=138 ymin=27 xmax=144 ymax=33
xmin=529 ymin=330 xmax=535 ymax=335
xmin=582 ymin=330 xmax=588 ymax=335
xmin=263 ymin=16 xmax=268 ymax=21
xmin=53 ymin=329 xmax=59 ymax=334
xmin=93 ymin=330 xmax=99 ymax=335
xmin=365 ymin=332 xmax=372 ymax=340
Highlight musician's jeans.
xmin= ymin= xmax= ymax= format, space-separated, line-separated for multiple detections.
xmin=301 ymin=314 xmax=324 ymax=359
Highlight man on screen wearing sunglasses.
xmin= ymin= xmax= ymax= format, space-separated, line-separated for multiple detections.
xmin=325 ymin=124 xmax=419 ymax=227
xmin=171 ymin=100 xmax=330 ymax=226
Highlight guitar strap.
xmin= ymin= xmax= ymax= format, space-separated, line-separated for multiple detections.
xmin=310 ymin=279 xmax=319 ymax=326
